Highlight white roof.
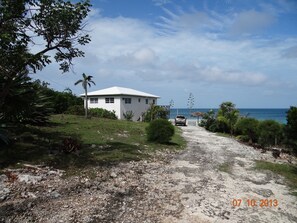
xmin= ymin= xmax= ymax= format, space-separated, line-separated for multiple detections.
xmin=81 ymin=86 xmax=160 ymax=98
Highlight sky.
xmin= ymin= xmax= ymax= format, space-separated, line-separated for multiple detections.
xmin=34 ymin=0 xmax=297 ymax=108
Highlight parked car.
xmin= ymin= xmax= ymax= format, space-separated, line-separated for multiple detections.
xmin=175 ymin=115 xmax=187 ymax=126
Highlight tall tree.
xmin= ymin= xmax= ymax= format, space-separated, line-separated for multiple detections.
xmin=0 ymin=0 xmax=91 ymax=124
xmin=74 ymin=73 xmax=95 ymax=118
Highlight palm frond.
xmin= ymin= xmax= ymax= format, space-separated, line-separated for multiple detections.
xmin=74 ymin=80 xmax=83 ymax=85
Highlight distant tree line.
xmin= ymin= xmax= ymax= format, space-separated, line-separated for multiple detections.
xmin=200 ymin=102 xmax=297 ymax=155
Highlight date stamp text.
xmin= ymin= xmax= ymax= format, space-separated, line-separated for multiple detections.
xmin=232 ymin=199 xmax=278 ymax=207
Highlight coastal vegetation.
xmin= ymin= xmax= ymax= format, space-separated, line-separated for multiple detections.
xmin=200 ymin=103 xmax=297 ymax=194
xmin=200 ymin=102 xmax=297 ymax=155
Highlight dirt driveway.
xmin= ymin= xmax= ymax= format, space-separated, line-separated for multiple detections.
xmin=155 ymin=125 xmax=297 ymax=223
xmin=1 ymin=125 xmax=296 ymax=223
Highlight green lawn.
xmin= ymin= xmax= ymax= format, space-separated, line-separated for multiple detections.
xmin=0 ymin=115 xmax=186 ymax=173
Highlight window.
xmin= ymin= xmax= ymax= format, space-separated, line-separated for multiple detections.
xmin=105 ymin=98 xmax=114 ymax=103
xmin=124 ymin=98 xmax=131 ymax=104
xmin=145 ymin=99 xmax=148 ymax=104
xmin=90 ymin=98 xmax=98 ymax=104
xmin=138 ymin=98 xmax=141 ymax=103
xmin=153 ymin=99 xmax=155 ymax=104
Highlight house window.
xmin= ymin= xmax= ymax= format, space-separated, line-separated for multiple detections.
xmin=145 ymin=99 xmax=148 ymax=104
xmin=138 ymin=98 xmax=141 ymax=103
xmin=90 ymin=98 xmax=98 ymax=104
xmin=124 ymin=98 xmax=131 ymax=104
xmin=105 ymin=98 xmax=114 ymax=103
xmin=153 ymin=99 xmax=155 ymax=104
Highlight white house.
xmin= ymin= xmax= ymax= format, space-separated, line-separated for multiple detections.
xmin=80 ymin=86 xmax=160 ymax=121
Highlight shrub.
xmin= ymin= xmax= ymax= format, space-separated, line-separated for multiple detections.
xmin=258 ymin=120 xmax=283 ymax=147
xmin=217 ymin=102 xmax=239 ymax=135
xmin=236 ymin=135 xmax=250 ymax=143
xmin=66 ymin=105 xmax=85 ymax=116
xmin=285 ymin=106 xmax=297 ymax=154
xmin=143 ymin=105 xmax=169 ymax=122
xmin=216 ymin=115 xmax=230 ymax=133
xmin=123 ymin=111 xmax=134 ymax=121
xmin=235 ymin=118 xmax=259 ymax=143
xmin=200 ymin=110 xmax=217 ymax=131
xmin=285 ymin=106 xmax=297 ymax=140
xmin=146 ymin=119 xmax=175 ymax=143
xmin=89 ymin=108 xmax=117 ymax=120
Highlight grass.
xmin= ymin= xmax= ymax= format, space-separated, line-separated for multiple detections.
xmin=215 ymin=132 xmax=231 ymax=138
xmin=218 ymin=162 xmax=233 ymax=174
xmin=0 ymin=115 xmax=186 ymax=173
xmin=255 ymin=160 xmax=297 ymax=196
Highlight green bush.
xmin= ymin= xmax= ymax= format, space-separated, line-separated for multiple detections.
xmin=236 ymin=135 xmax=251 ymax=143
xmin=89 ymin=108 xmax=117 ymax=120
xmin=66 ymin=105 xmax=85 ymax=116
xmin=123 ymin=111 xmax=134 ymax=121
xmin=146 ymin=119 xmax=175 ymax=143
xmin=258 ymin=120 xmax=283 ymax=147
xmin=217 ymin=102 xmax=239 ymax=135
xmin=285 ymin=106 xmax=297 ymax=141
xmin=235 ymin=118 xmax=259 ymax=143
xmin=143 ymin=105 xmax=169 ymax=122
xmin=216 ymin=116 xmax=230 ymax=133
xmin=285 ymin=106 xmax=297 ymax=154
xmin=200 ymin=110 xmax=217 ymax=132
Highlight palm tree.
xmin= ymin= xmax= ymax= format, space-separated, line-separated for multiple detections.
xmin=74 ymin=73 xmax=95 ymax=118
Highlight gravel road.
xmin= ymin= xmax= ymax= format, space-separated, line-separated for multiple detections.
xmin=1 ymin=125 xmax=296 ymax=223
xmin=157 ymin=125 xmax=297 ymax=223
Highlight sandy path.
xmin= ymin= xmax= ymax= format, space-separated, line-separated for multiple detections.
xmin=147 ymin=125 xmax=297 ymax=223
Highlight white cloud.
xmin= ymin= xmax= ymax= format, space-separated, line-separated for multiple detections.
xmin=35 ymin=3 xmax=297 ymax=107
xmin=152 ymin=0 xmax=171 ymax=6
xmin=282 ymin=45 xmax=297 ymax=58
xmin=72 ymin=12 xmax=296 ymax=88
xmin=133 ymin=48 xmax=157 ymax=64
xmin=230 ymin=10 xmax=275 ymax=35
xmin=156 ymin=8 xmax=224 ymax=34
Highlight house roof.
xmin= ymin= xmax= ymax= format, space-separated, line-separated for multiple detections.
xmin=80 ymin=86 xmax=160 ymax=98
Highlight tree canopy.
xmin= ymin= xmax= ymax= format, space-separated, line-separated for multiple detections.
xmin=0 ymin=0 xmax=91 ymax=74
xmin=0 ymin=0 xmax=91 ymax=125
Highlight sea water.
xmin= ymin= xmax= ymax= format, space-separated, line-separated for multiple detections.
xmin=170 ymin=108 xmax=288 ymax=124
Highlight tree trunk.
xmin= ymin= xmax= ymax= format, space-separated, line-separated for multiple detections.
xmin=84 ymin=87 xmax=88 ymax=119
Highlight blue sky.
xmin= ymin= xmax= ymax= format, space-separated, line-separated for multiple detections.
xmin=35 ymin=0 xmax=297 ymax=108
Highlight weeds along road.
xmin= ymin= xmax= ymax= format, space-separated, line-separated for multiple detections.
xmin=156 ymin=125 xmax=297 ymax=223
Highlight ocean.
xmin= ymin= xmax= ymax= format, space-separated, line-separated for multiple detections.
xmin=169 ymin=108 xmax=288 ymax=124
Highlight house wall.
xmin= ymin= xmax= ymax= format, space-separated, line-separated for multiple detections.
xmin=120 ymin=96 xmax=157 ymax=121
xmin=86 ymin=95 xmax=157 ymax=121
xmin=87 ymin=96 xmax=121 ymax=118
